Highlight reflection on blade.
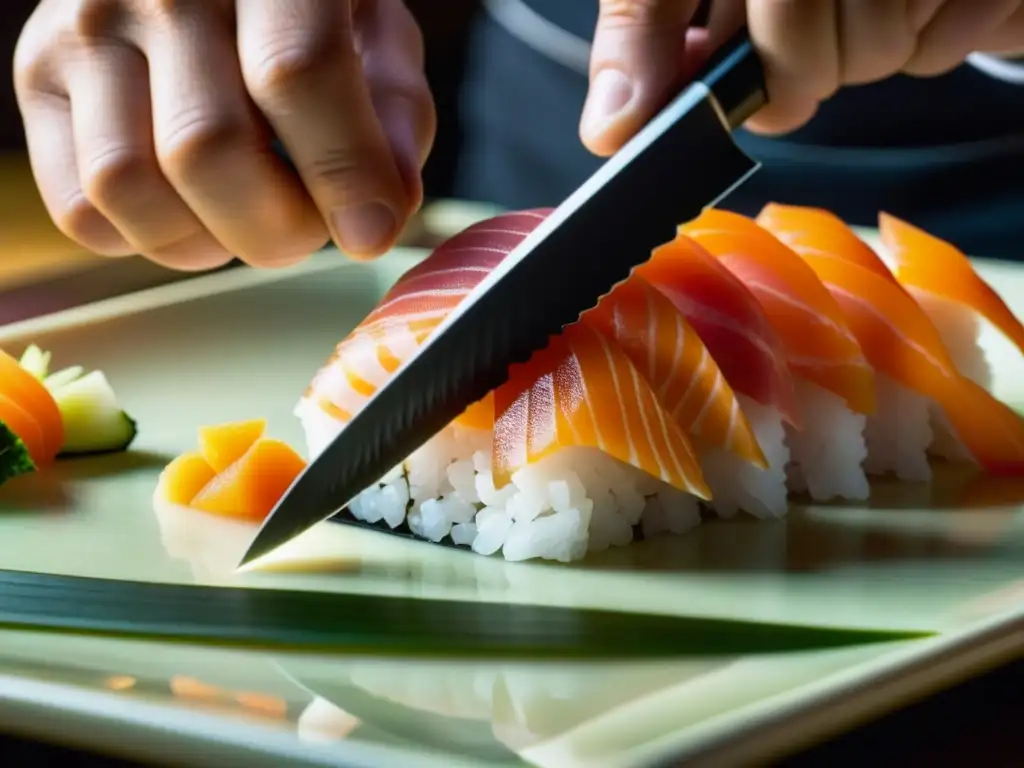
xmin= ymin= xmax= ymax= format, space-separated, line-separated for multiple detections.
xmin=0 ymin=569 xmax=931 ymax=658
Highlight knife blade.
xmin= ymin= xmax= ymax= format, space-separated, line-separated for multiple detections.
xmin=241 ymin=28 xmax=767 ymax=566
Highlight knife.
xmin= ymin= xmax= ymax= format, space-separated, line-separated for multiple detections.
xmin=241 ymin=28 xmax=768 ymax=566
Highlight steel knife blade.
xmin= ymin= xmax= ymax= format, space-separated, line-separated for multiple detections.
xmin=241 ymin=28 xmax=767 ymax=566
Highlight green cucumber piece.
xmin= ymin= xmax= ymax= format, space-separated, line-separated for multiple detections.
xmin=0 ymin=422 xmax=36 ymax=487
xmin=18 ymin=344 xmax=50 ymax=380
xmin=52 ymin=370 xmax=137 ymax=456
xmin=44 ymin=366 xmax=86 ymax=391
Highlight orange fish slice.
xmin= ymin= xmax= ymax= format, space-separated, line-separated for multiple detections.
xmin=682 ymin=209 xmax=875 ymax=414
xmin=879 ymin=211 xmax=1024 ymax=355
xmin=582 ymin=276 xmax=767 ymax=468
xmin=635 ymin=235 xmax=801 ymax=428
xmin=756 ymin=203 xmax=897 ymax=284
xmin=302 ymin=209 xmax=553 ymax=435
xmin=492 ymin=322 xmax=710 ymax=498
xmin=801 ymin=254 xmax=1024 ymax=475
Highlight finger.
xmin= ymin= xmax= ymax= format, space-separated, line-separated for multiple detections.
xmin=836 ymin=0 xmax=918 ymax=85
xmin=141 ymin=4 xmax=329 ymax=268
xmin=976 ymin=2 xmax=1024 ymax=53
xmin=358 ymin=0 xmax=437 ymax=216
xmin=66 ymin=40 xmax=232 ymax=271
xmin=905 ymin=0 xmax=1022 ymax=76
xmin=580 ymin=0 xmax=703 ymax=157
xmin=18 ymin=91 xmax=133 ymax=257
xmin=744 ymin=0 xmax=840 ymax=135
xmin=237 ymin=0 xmax=414 ymax=260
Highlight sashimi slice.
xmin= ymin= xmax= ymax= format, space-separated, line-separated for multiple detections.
xmin=682 ymin=209 xmax=875 ymax=414
xmin=801 ymin=254 xmax=1024 ymax=477
xmin=492 ymin=322 xmax=710 ymax=501
xmin=298 ymin=209 xmax=553 ymax=456
xmin=0 ymin=349 xmax=64 ymax=463
xmin=879 ymin=211 xmax=1024 ymax=388
xmin=581 ymin=276 xmax=766 ymax=467
xmin=198 ymin=419 xmax=266 ymax=473
xmin=756 ymin=203 xmax=897 ymax=284
xmin=634 ymin=235 xmax=799 ymax=426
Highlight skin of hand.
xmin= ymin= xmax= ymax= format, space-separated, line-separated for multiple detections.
xmin=580 ymin=0 xmax=1024 ymax=156
xmin=14 ymin=0 xmax=436 ymax=269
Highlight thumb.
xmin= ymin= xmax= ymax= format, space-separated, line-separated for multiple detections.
xmin=580 ymin=0 xmax=703 ymax=157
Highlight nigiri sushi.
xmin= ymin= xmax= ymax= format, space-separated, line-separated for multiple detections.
xmin=580 ymin=275 xmax=772 ymax=525
xmin=636 ymin=235 xmax=797 ymax=518
xmin=794 ymin=247 xmax=1024 ymax=479
xmin=298 ymin=211 xmax=712 ymax=562
xmin=759 ymin=204 xmax=1024 ymax=475
xmin=877 ymin=211 xmax=1024 ymax=391
xmin=681 ymin=209 xmax=874 ymax=502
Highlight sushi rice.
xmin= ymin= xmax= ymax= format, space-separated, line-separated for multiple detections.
xmin=297 ymin=400 xmax=701 ymax=562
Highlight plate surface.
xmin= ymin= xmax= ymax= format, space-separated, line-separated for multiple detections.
xmin=0 ymin=231 xmax=1022 ymax=767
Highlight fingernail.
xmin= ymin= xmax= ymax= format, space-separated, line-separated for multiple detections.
xmin=332 ymin=202 xmax=397 ymax=256
xmin=582 ymin=69 xmax=635 ymax=141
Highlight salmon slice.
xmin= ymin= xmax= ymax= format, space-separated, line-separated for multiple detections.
xmin=302 ymin=209 xmax=554 ymax=438
xmin=0 ymin=349 xmax=64 ymax=462
xmin=801 ymin=254 xmax=1024 ymax=475
xmin=198 ymin=419 xmax=266 ymax=473
xmin=634 ymin=234 xmax=800 ymax=427
xmin=492 ymin=322 xmax=710 ymax=499
xmin=682 ymin=209 xmax=875 ymax=414
xmin=756 ymin=203 xmax=897 ymax=284
xmin=582 ymin=275 xmax=767 ymax=467
xmin=0 ymin=393 xmax=46 ymax=466
xmin=879 ymin=211 xmax=1024 ymax=355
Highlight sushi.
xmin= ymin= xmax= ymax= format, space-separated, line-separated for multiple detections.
xmin=877 ymin=211 xmax=1024 ymax=390
xmin=299 ymin=211 xmax=717 ymax=561
xmin=758 ymin=204 xmax=1024 ymax=477
xmin=680 ymin=209 xmax=875 ymax=502
xmin=635 ymin=234 xmax=798 ymax=518
xmin=292 ymin=204 xmax=1024 ymax=564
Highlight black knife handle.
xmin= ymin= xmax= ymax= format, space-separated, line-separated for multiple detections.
xmin=695 ymin=27 xmax=767 ymax=129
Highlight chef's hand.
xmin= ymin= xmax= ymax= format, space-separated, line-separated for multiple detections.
xmin=14 ymin=0 xmax=435 ymax=269
xmin=580 ymin=0 xmax=1024 ymax=155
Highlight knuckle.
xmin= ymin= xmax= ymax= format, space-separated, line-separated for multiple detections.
xmin=156 ymin=108 xmax=248 ymax=180
xmin=69 ymin=0 xmax=126 ymax=41
xmin=80 ymin=146 xmax=156 ymax=209
xmin=245 ymin=35 xmax=353 ymax=101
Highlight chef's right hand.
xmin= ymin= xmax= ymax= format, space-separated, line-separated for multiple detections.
xmin=14 ymin=0 xmax=436 ymax=270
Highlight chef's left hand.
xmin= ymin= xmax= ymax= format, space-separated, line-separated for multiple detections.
xmin=580 ymin=0 xmax=1024 ymax=155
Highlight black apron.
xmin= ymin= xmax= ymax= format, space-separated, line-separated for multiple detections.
xmin=453 ymin=1 xmax=1024 ymax=260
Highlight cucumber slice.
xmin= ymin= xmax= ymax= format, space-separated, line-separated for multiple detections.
xmin=18 ymin=344 xmax=51 ymax=380
xmin=0 ymin=422 xmax=35 ymax=487
xmin=52 ymin=370 xmax=137 ymax=455
xmin=44 ymin=365 xmax=86 ymax=391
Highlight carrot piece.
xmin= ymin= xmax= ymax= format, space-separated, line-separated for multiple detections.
xmin=190 ymin=438 xmax=307 ymax=522
xmin=156 ymin=451 xmax=218 ymax=505
xmin=0 ymin=393 xmax=46 ymax=466
xmin=197 ymin=419 xmax=266 ymax=473
xmin=0 ymin=349 xmax=64 ymax=462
